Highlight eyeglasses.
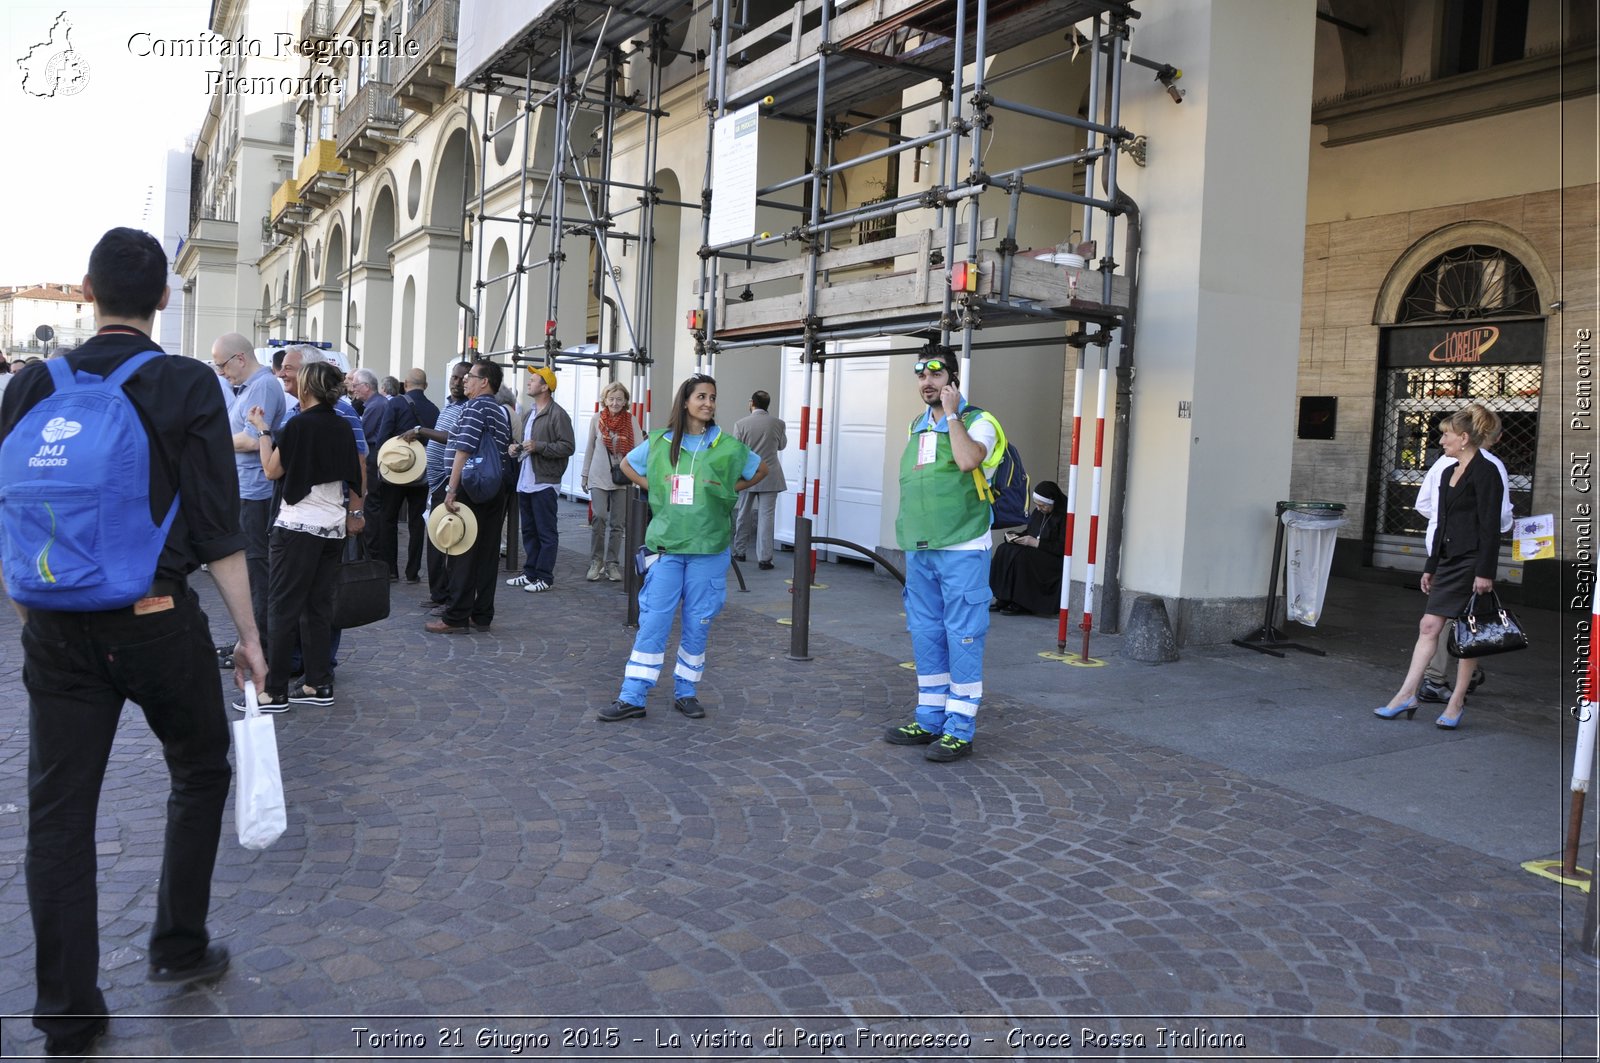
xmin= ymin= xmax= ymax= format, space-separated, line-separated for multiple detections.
xmin=212 ymin=351 xmax=242 ymax=373
xmin=912 ymin=358 xmax=948 ymax=375
xmin=467 ymin=372 xmax=488 ymax=381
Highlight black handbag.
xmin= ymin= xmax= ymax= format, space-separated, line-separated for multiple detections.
xmin=332 ymin=538 xmax=391 ymax=629
xmin=608 ymin=450 xmax=629 ymax=486
xmin=1446 ymin=590 xmax=1529 ymax=658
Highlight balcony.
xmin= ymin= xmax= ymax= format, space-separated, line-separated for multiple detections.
xmin=269 ymin=178 xmax=306 ymax=234
xmin=296 ymin=139 xmax=348 ymax=209
xmin=393 ymin=0 xmax=458 ymax=117
xmin=335 ymin=80 xmax=403 ymax=170
xmin=301 ymin=0 xmax=335 ymax=43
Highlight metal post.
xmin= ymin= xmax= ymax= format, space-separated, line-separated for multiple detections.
xmin=789 ymin=515 xmax=812 ymax=661
xmin=624 ymin=486 xmax=648 ymax=627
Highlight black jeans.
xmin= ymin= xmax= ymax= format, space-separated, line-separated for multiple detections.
xmin=24 ymin=589 xmax=230 ymax=1045
xmin=426 ymin=480 xmax=449 ymax=603
xmin=240 ymin=496 xmax=273 ymax=639
xmin=387 ymin=481 xmax=428 ymax=580
xmin=266 ymin=527 xmax=343 ymax=695
xmin=441 ymin=490 xmax=509 ymax=627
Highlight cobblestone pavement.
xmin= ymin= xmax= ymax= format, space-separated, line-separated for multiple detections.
xmin=1 ymin=503 xmax=1596 ymax=1060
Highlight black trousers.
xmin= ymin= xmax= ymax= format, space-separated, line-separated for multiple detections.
xmin=362 ymin=478 xmax=389 ymax=572
xmin=386 ymin=481 xmax=428 ymax=580
xmin=240 ymin=497 xmax=273 ymax=640
xmin=24 ymin=588 xmax=230 ymax=1045
xmin=266 ymin=527 xmax=342 ymax=694
xmin=426 ymin=480 xmax=449 ymax=604
xmin=441 ymin=490 xmax=509 ymax=627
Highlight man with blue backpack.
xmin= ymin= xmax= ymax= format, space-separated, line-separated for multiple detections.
xmin=882 ymin=355 xmax=1004 ymax=763
xmin=0 ymin=227 xmax=267 ymax=1057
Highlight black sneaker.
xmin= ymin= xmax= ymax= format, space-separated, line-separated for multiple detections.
xmin=215 ymin=646 xmax=233 ymax=670
xmin=1468 ymin=667 xmax=1486 ymax=694
xmin=674 ymin=696 xmax=706 ymax=719
xmin=232 ymin=692 xmax=290 ymax=713
xmin=1417 ymin=677 xmax=1452 ymax=704
xmin=148 ymin=944 xmax=230 ymax=985
xmin=289 ymin=684 xmax=333 ymax=706
xmin=884 ymin=721 xmax=939 ymax=745
xmin=925 ymin=734 xmax=973 ymax=762
xmin=598 ymin=699 xmax=646 ymax=722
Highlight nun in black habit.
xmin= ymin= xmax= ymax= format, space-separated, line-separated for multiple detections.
xmin=989 ymin=480 xmax=1068 ymax=616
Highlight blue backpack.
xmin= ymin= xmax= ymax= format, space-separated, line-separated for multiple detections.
xmin=960 ymin=405 xmax=1030 ymax=529
xmin=0 ymin=350 xmax=179 ymax=610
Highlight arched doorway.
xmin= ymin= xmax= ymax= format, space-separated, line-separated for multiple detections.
xmin=1367 ymin=233 xmax=1549 ymax=572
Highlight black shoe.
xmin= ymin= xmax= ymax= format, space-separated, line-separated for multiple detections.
xmin=289 ymin=684 xmax=333 ymax=706
xmin=925 ymin=734 xmax=973 ymax=762
xmin=44 ymin=1016 xmax=106 ymax=1057
xmin=215 ymin=646 xmax=233 ymax=669
xmin=232 ymin=692 xmax=290 ymax=713
xmin=989 ymin=600 xmax=1006 ymax=612
xmin=405 ymin=574 xmax=421 ymax=583
xmin=1468 ymin=667 xmax=1486 ymax=694
xmin=998 ymin=603 xmax=1026 ymax=615
xmin=598 ymin=699 xmax=646 ymax=722
xmin=884 ymin=721 xmax=940 ymax=745
xmin=149 ymin=944 xmax=230 ymax=985
xmin=758 ymin=560 xmax=775 ymax=570
xmin=1417 ymin=677 xmax=1452 ymax=704
xmin=732 ymin=553 xmax=747 ymax=563
xmin=674 ymin=696 xmax=706 ymax=719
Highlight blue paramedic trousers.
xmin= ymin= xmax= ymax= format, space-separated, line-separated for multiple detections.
xmin=903 ymin=548 xmax=990 ymax=741
xmin=619 ymin=551 xmax=728 ymax=705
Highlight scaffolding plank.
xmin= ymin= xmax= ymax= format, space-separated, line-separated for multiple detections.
xmin=718 ymin=219 xmax=996 ymax=289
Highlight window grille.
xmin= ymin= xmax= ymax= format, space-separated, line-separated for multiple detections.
xmin=1397 ymin=244 xmax=1539 ymax=322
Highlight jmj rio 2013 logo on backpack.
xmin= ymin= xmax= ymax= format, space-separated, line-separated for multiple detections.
xmin=29 ymin=417 xmax=81 ymax=466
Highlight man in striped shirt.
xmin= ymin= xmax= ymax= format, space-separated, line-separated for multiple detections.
xmin=427 ymin=359 xmax=513 ymax=633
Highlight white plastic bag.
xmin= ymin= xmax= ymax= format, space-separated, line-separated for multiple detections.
xmin=232 ymin=681 xmax=286 ymax=849
xmin=1281 ymin=508 xmax=1346 ymax=627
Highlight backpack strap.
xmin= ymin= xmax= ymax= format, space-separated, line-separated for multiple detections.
xmin=47 ymin=349 xmax=163 ymax=391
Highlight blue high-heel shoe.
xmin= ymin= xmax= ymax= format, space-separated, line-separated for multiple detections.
xmin=1435 ymin=708 xmax=1465 ymax=729
xmin=1374 ymin=697 xmax=1418 ymax=720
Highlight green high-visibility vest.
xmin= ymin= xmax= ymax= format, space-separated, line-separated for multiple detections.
xmin=896 ymin=407 xmax=994 ymax=550
xmin=643 ymin=427 xmax=751 ymax=554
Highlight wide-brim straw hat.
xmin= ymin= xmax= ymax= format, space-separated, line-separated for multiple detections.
xmin=377 ymin=437 xmax=428 ymax=485
xmin=427 ymin=504 xmax=478 ymax=556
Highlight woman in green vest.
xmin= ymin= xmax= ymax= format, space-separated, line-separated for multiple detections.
xmin=598 ymin=374 xmax=766 ymax=722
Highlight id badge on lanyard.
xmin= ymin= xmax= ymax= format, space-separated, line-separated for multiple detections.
xmin=916 ymin=431 xmax=938 ymax=468
xmin=670 ymin=473 xmax=696 ymax=505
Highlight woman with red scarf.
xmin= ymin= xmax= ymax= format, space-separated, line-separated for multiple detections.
xmin=581 ymin=381 xmax=637 ymax=581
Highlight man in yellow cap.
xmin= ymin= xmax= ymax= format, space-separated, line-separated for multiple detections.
xmin=505 ymin=365 xmax=574 ymax=593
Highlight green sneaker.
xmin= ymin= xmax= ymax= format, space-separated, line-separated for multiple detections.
xmin=925 ymin=734 xmax=973 ymax=762
xmin=884 ymin=721 xmax=939 ymax=746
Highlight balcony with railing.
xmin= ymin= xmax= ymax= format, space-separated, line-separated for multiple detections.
xmin=296 ymin=139 xmax=348 ymax=209
xmin=301 ymin=0 xmax=335 ymax=42
xmin=335 ymin=80 xmax=403 ymax=170
xmin=269 ymin=178 xmax=306 ymax=234
xmin=393 ymin=0 xmax=459 ymax=116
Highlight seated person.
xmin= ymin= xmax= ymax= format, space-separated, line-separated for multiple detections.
xmin=989 ymin=480 xmax=1067 ymax=615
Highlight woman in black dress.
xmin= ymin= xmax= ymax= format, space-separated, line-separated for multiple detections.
xmin=1376 ymin=404 xmax=1505 ymax=729
xmin=989 ymin=480 xmax=1068 ymax=615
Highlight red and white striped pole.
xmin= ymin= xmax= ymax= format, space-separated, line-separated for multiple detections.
xmin=1056 ymin=348 xmax=1085 ymax=651
xmin=1078 ymin=343 xmax=1111 ymax=660
xmin=1565 ymin=558 xmax=1600 ymax=881
xmin=809 ymin=366 xmax=823 ymax=579
xmin=796 ymin=349 xmax=817 ymax=576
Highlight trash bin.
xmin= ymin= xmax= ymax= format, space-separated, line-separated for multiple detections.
xmin=1280 ymin=502 xmax=1346 ymax=626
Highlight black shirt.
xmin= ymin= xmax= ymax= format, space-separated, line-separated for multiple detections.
xmin=276 ymin=402 xmax=362 ymax=505
xmin=0 ymin=329 xmax=245 ymax=581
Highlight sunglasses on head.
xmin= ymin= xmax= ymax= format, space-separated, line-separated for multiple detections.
xmin=913 ymin=358 xmax=949 ymax=375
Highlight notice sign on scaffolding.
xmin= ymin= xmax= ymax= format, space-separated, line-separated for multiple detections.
xmin=708 ymin=104 xmax=761 ymax=248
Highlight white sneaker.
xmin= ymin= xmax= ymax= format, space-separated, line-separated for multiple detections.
xmin=506 ymin=573 xmax=531 ymax=587
xmin=523 ymin=578 xmax=552 ymax=593
xmin=586 ymin=561 xmax=603 ymax=581
xmin=605 ymin=563 xmax=622 ymax=582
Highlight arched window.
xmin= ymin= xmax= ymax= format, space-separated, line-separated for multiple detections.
xmin=1395 ymin=244 xmax=1539 ymax=323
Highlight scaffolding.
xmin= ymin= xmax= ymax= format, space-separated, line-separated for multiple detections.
xmin=457 ymin=0 xmax=1170 ymax=650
